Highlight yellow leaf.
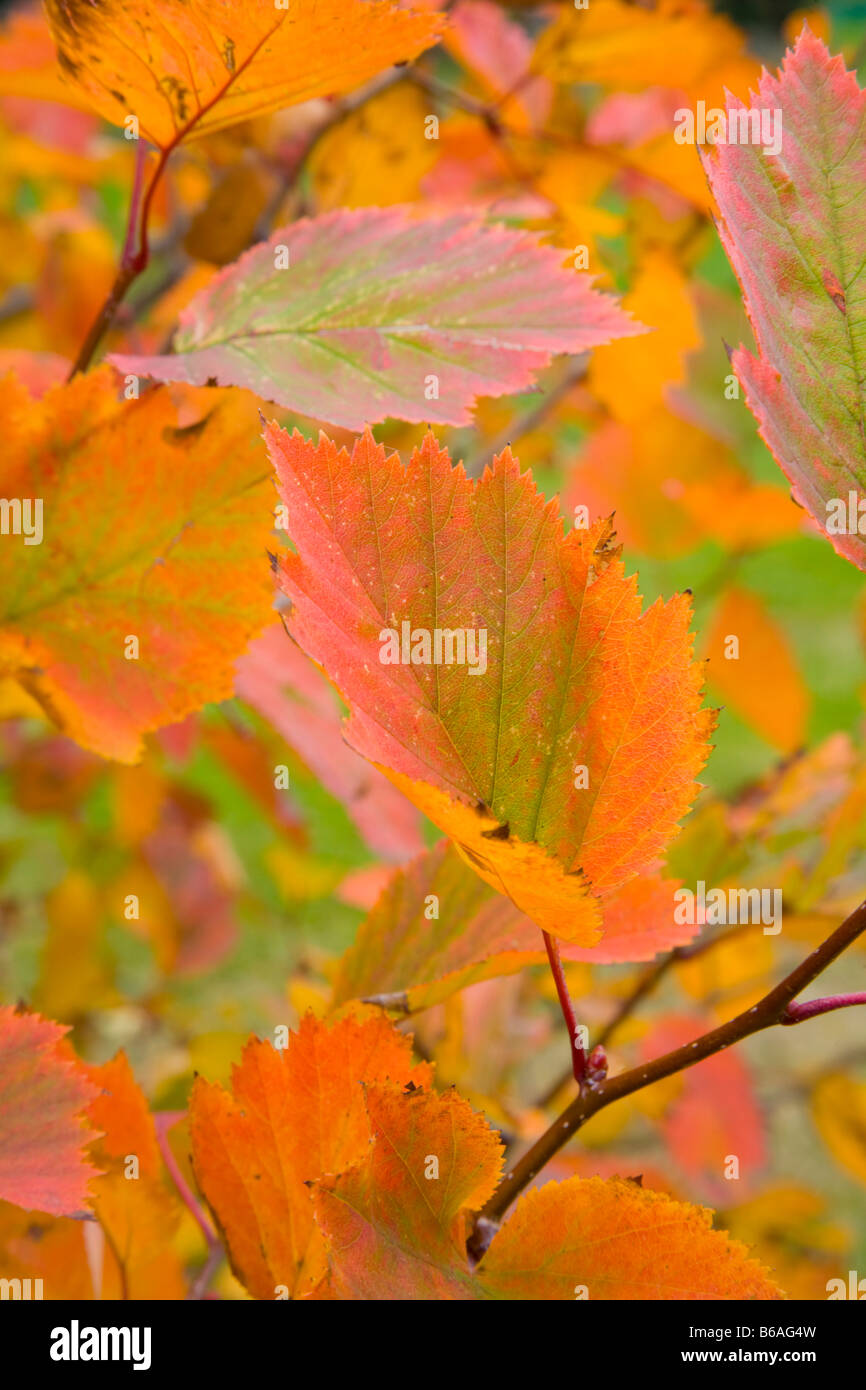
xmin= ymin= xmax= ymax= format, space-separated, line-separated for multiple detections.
xmin=309 ymin=83 xmax=438 ymax=212
xmin=587 ymin=253 xmax=700 ymax=421
xmin=703 ymin=588 xmax=809 ymax=754
xmin=812 ymin=1074 xmax=866 ymax=1186
xmin=381 ymin=770 xmax=606 ymax=945
xmin=534 ymin=0 xmax=747 ymax=98
xmin=35 ymin=873 xmax=116 ymax=1021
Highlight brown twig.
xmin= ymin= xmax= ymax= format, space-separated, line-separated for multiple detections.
xmin=463 ymin=359 xmax=588 ymax=478
xmin=469 ymin=896 xmax=866 ymax=1254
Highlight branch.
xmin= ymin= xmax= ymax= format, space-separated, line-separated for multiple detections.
xmin=463 ymin=359 xmax=588 ymax=478
xmin=469 ymin=896 xmax=866 ymax=1252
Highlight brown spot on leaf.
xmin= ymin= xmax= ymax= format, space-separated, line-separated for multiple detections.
xmin=822 ymin=268 xmax=846 ymax=314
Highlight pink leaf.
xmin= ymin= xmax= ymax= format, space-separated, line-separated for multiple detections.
xmin=111 ymin=206 xmax=642 ymax=431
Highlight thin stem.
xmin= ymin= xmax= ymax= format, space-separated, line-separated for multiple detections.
xmin=68 ymin=142 xmax=169 ymax=380
xmin=471 ymin=896 xmax=866 ymax=1246
xmin=155 ymin=1112 xmax=225 ymax=1300
xmin=154 ymin=1112 xmax=218 ymax=1252
xmin=463 ymin=360 xmax=588 ymax=479
xmin=780 ymin=991 xmax=866 ymax=1025
xmin=542 ymin=930 xmax=586 ymax=1084
xmin=120 ymin=137 xmax=150 ymax=269
xmin=187 ymin=1243 xmax=225 ymax=1302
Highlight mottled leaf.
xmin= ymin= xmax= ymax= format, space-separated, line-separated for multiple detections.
xmin=703 ymin=31 xmax=866 ymax=569
xmin=313 ymin=1082 xmax=503 ymax=1300
xmin=111 ymin=206 xmax=642 ymax=431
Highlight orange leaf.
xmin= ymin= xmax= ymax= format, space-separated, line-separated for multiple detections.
xmin=83 ymin=1053 xmax=187 ymax=1299
xmin=189 ymin=1014 xmax=431 ymax=1299
xmin=44 ymin=0 xmax=443 ymax=151
xmin=268 ymin=426 xmax=713 ymax=943
xmin=565 ymin=408 xmax=801 ymax=559
xmin=0 ymin=369 xmax=273 ymax=761
xmin=477 ymin=1176 xmax=784 ymax=1300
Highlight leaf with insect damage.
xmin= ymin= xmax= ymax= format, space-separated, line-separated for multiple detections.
xmin=43 ymin=0 xmax=443 ymax=151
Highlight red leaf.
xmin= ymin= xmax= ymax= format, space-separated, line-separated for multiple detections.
xmin=0 ymin=1005 xmax=100 ymax=1217
xmin=703 ymin=31 xmax=866 ymax=568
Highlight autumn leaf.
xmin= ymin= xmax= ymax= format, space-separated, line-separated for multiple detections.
xmin=811 ymin=1073 xmax=866 ymax=1186
xmin=0 ymin=368 xmax=273 ymax=761
xmin=703 ymin=31 xmax=866 ymax=570
xmin=312 ymin=1081 xmax=783 ymax=1299
xmin=189 ymin=1014 xmax=431 ymax=1299
xmin=84 ymin=1053 xmax=187 ymax=1299
xmin=333 ymin=841 xmax=695 ymax=1014
xmin=111 ymin=206 xmax=642 ymax=431
xmin=703 ymin=588 xmax=809 ymax=754
xmin=723 ymin=1184 xmax=849 ymax=1302
xmin=640 ymin=1016 xmax=766 ymax=1203
xmin=35 ymin=871 xmax=117 ymax=1021
xmin=475 ymin=1177 xmax=784 ymax=1301
xmin=43 ymin=0 xmax=444 ymax=151
xmin=587 ymin=252 xmax=700 ymax=422
xmin=533 ymin=0 xmax=758 ymax=109
xmin=565 ymin=407 xmax=801 ymax=559
xmin=313 ymin=1082 xmax=503 ymax=1299
xmin=0 ymin=1004 xmax=100 ymax=1217
xmin=445 ymin=0 xmax=552 ymax=131
xmin=0 ymin=9 xmax=95 ymax=114
xmin=266 ymin=427 xmax=713 ymax=943
xmin=0 ymin=1048 xmax=187 ymax=1298
xmin=308 ymin=84 xmax=438 ymax=212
